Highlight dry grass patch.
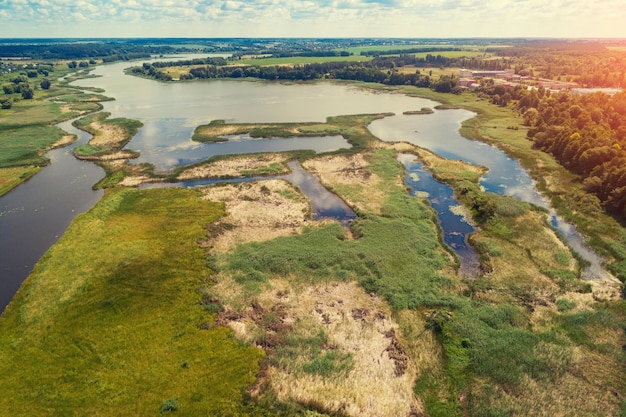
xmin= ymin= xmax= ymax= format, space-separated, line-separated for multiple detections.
xmin=303 ymin=153 xmax=388 ymax=215
xmin=88 ymin=121 xmax=127 ymax=146
xmin=178 ymin=154 xmax=290 ymax=180
xmin=216 ymin=280 xmax=422 ymax=417
xmin=200 ymin=180 xmax=310 ymax=253
xmin=51 ymin=134 xmax=75 ymax=148
xmin=481 ymin=334 xmax=623 ymax=417
xmin=193 ymin=123 xmax=275 ymax=141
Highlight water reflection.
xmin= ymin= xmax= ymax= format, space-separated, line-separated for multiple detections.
xmin=136 ymin=129 xmax=349 ymax=171
xmin=371 ymin=111 xmax=615 ymax=281
xmin=283 ymin=161 xmax=357 ymax=225
xmin=398 ymin=154 xmax=480 ymax=276
xmin=71 ymin=56 xmax=433 ymax=171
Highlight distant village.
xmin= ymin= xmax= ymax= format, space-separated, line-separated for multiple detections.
xmin=458 ymin=68 xmax=623 ymax=95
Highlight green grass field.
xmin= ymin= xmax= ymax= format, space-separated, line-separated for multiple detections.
xmin=0 ymin=188 xmax=266 ymax=416
xmin=0 ymin=124 xmax=66 ymax=167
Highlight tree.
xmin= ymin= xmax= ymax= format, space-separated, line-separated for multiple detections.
xmin=68 ymin=61 xmax=77 ymax=69
xmin=523 ymin=108 xmax=539 ymax=126
xmin=1 ymin=99 xmax=12 ymax=109
xmin=20 ymin=85 xmax=34 ymax=99
xmin=2 ymin=84 xmax=15 ymax=95
xmin=40 ymin=79 xmax=51 ymax=90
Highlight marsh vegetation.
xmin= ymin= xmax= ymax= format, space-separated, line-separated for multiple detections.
xmin=1 ymin=40 xmax=625 ymax=416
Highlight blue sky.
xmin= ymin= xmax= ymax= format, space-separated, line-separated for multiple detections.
xmin=0 ymin=0 xmax=624 ymax=38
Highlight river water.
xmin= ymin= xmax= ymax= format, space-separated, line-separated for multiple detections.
xmin=0 ymin=121 xmax=104 ymax=311
xmin=369 ymin=111 xmax=615 ymax=281
xmin=0 ymin=55 xmax=613 ymax=313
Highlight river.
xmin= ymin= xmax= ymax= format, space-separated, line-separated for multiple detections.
xmin=0 ymin=55 xmax=613 ymax=313
xmin=0 ymin=120 xmax=104 ymax=311
xmin=369 ymin=110 xmax=615 ymax=281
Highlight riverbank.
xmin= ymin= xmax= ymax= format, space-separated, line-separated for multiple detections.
xmin=1 ymin=76 xmax=625 ymax=415
xmin=0 ymin=83 xmax=106 ymax=197
xmin=373 ymin=84 xmax=626 ymax=282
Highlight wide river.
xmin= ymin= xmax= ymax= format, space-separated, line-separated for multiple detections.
xmin=0 ymin=55 xmax=612 ymax=313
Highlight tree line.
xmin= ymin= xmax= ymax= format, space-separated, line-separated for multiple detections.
xmin=130 ymin=58 xmax=463 ymax=91
xmin=0 ymin=42 xmax=178 ymax=60
xmin=476 ymin=81 xmax=626 ymax=219
xmin=359 ymin=47 xmax=461 ymax=56
xmin=518 ymin=88 xmax=626 ymax=219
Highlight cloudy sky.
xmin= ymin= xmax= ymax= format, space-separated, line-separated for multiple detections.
xmin=0 ymin=0 xmax=624 ymax=38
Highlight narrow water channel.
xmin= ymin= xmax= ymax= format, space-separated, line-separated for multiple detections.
xmin=140 ymin=160 xmax=357 ymax=226
xmin=398 ymin=154 xmax=480 ymax=276
xmin=0 ymin=120 xmax=104 ymax=312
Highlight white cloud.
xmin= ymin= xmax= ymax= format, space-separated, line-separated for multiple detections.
xmin=0 ymin=0 xmax=624 ymax=37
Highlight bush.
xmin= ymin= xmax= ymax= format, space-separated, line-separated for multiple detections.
xmin=160 ymin=398 xmax=179 ymax=414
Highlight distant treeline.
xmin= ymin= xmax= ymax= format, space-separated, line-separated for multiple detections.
xmin=486 ymin=41 xmax=626 ymax=87
xmin=146 ymin=57 xmax=228 ymax=68
xmin=0 ymin=42 xmax=176 ymax=61
xmin=359 ymin=47 xmax=462 ymax=56
xmin=259 ymin=50 xmax=352 ymax=58
xmin=130 ymin=57 xmax=461 ymax=92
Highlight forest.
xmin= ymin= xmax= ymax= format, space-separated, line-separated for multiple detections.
xmin=474 ymin=82 xmax=626 ymax=220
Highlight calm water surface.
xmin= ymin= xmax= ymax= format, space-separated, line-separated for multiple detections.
xmin=398 ymin=153 xmax=479 ymax=276
xmin=0 ymin=120 xmax=104 ymax=311
xmin=72 ymin=58 xmax=433 ymax=171
xmin=370 ymin=111 xmax=615 ymax=281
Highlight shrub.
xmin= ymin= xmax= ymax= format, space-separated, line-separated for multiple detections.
xmin=160 ymin=398 xmax=179 ymax=414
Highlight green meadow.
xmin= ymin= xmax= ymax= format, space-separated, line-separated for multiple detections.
xmin=0 ymin=188 xmax=267 ymax=416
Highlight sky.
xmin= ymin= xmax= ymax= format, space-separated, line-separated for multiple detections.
xmin=0 ymin=0 xmax=625 ymax=39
